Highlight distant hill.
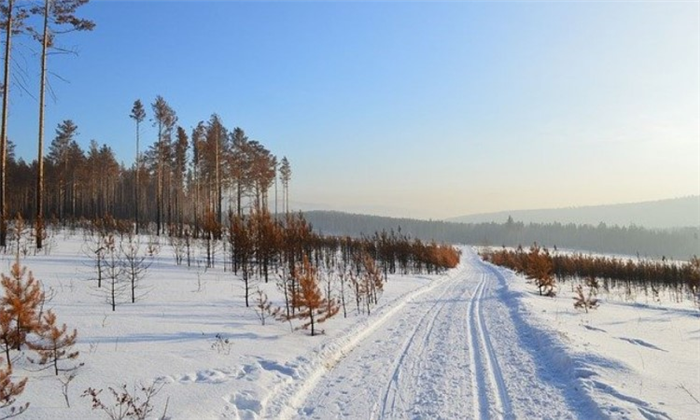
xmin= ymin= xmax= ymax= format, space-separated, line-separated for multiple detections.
xmin=448 ymin=196 xmax=699 ymax=229
xmin=302 ymin=210 xmax=699 ymax=259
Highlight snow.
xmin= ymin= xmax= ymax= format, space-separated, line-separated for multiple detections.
xmin=501 ymin=269 xmax=700 ymax=419
xmin=2 ymin=232 xmax=698 ymax=419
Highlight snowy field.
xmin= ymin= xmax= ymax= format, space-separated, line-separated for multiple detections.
xmin=2 ymin=231 xmax=698 ymax=419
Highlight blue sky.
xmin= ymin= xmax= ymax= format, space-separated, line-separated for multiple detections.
xmin=5 ymin=0 xmax=699 ymax=219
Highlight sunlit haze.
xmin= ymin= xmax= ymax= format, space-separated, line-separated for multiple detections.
xmin=6 ymin=0 xmax=699 ymax=219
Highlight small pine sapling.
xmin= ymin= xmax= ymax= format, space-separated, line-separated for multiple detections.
xmin=146 ymin=234 xmax=160 ymax=258
xmin=525 ymin=245 xmax=556 ymax=297
xmin=0 ymin=260 xmax=45 ymax=352
xmin=573 ymin=276 xmax=600 ymax=313
xmin=275 ymin=267 xmax=294 ymax=320
xmin=0 ymin=309 xmax=15 ymax=370
xmin=83 ymin=232 xmax=106 ymax=288
xmin=101 ymin=235 xmax=127 ymax=311
xmin=120 ymin=235 xmax=151 ymax=304
xmin=253 ymin=289 xmax=278 ymax=326
xmin=28 ymin=310 xmax=82 ymax=375
xmin=168 ymin=235 xmax=185 ymax=265
xmin=0 ymin=363 xmax=28 ymax=419
xmin=289 ymin=257 xmax=340 ymax=336
xmin=9 ymin=214 xmax=30 ymax=259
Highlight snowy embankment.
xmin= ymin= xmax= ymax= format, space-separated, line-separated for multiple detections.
xmin=3 ymin=233 xmax=698 ymax=419
xmin=493 ymin=258 xmax=700 ymax=420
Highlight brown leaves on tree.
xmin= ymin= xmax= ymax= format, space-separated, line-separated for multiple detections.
xmin=0 ymin=363 xmax=28 ymax=418
xmin=0 ymin=262 xmax=45 ymax=355
xmin=28 ymin=310 xmax=81 ymax=376
xmin=287 ymin=257 xmax=339 ymax=336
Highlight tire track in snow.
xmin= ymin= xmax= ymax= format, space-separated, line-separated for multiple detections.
xmin=467 ymin=270 xmax=514 ymax=419
xmin=267 ymin=262 xmax=470 ymax=420
xmin=376 ymin=279 xmax=465 ymax=419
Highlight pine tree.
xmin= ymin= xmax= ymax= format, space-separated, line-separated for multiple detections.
xmin=129 ymin=99 xmax=146 ymax=235
xmin=0 ymin=261 xmax=45 ymax=352
xmin=203 ymin=114 xmax=227 ymax=224
xmin=0 ymin=0 xmax=29 ymax=249
xmin=525 ymin=244 xmax=556 ymax=296
xmin=32 ymin=0 xmax=95 ymax=249
xmin=230 ymin=213 xmax=252 ymax=305
xmin=279 ymin=157 xmax=291 ymax=215
xmin=172 ymin=126 xmax=189 ymax=233
xmin=0 ymin=309 xmax=13 ymax=368
xmin=289 ymin=257 xmax=339 ymax=336
xmin=0 ymin=362 xmax=28 ymax=418
xmin=191 ymin=122 xmax=206 ymax=233
xmin=253 ymin=289 xmax=277 ymax=326
xmin=28 ymin=310 xmax=80 ymax=375
xmin=150 ymin=95 xmax=177 ymax=236
xmin=229 ymin=127 xmax=250 ymax=217
xmin=47 ymin=119 xmax=79 ymax=221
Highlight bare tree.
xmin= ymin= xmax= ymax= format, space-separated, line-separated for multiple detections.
xmin=100 ymin=234 xmax=125 ymax=311
xmin=120 ymin=234 xmax=151 ymax=304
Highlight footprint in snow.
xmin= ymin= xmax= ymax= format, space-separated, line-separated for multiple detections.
xmin=225 ymin=391 xmax=262 ymax=420
xmin=160 ymin=368 xmax=238 ymax=385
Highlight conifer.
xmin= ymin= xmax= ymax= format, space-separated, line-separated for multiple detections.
xmin=28 ymin=310 xmax=80 ymax=375
xmin=0 ymin=363 xmax=28 ymax=417
xmin=289 ymin=257 xmax=339 ymax=336
xmin=0 ymin=261 xmax=45 ymax=351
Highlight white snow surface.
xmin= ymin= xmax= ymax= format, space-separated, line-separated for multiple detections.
xmin=2 ymin=233 xmax=698 ymax=419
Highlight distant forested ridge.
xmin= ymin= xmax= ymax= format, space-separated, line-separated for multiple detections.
xmin=303 ymin=211 xmax=699 ymax=260
xmin=448 ymin=196 xmax=699 ymax=229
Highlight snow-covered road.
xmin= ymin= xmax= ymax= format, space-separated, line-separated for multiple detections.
xmin=285 ymin=250 xmax=582 ymax=419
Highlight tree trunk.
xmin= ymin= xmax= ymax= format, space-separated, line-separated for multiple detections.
xmin=156 ymin=123 xmax=162 ymax=236
xmin=135 ymin=120 xmax=140 ymax=235
xmin=36 ymin=0 xmax=50 ymax=250
xmin=0 ymin=0 xmax=13 ymax=248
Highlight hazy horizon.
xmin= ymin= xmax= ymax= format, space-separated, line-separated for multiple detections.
xmin=292 ymin=194 xmax=697 ymax=223
xmin=6 ymin=1 xmax=698 ymax=220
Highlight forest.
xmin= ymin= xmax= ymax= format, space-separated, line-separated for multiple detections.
xmin=303 ymin=211 xmax=699 ymax=260
xmin=2 ymin=109 xmax=291 ymax=239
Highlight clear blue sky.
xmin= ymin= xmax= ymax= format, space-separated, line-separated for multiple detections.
xmin=6 ymin=0 xmax=699 ymax=219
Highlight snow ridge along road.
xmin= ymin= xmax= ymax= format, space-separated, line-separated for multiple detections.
xmin=281 ymin=249 xmax=580 ymax=419
xmin=467 ymin=270 xmax=513 ymax=419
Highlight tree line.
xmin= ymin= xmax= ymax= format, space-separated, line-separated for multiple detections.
xmin=303 ymin=211 xmax=699 ymax=260
xmin=481 ymin=245 xmax=700 ymax=303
